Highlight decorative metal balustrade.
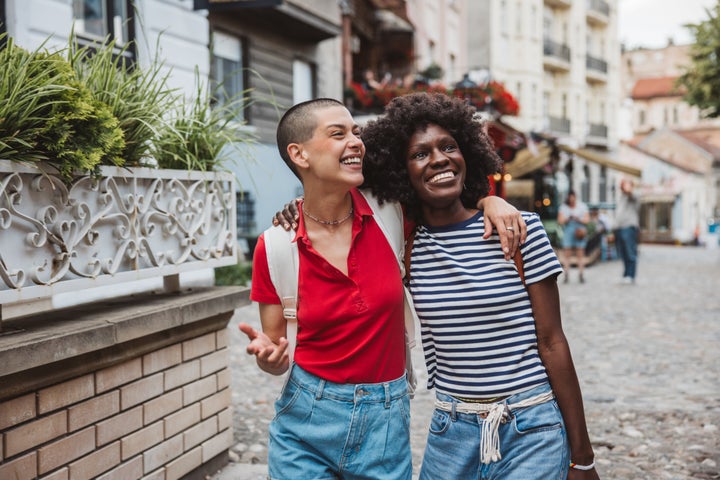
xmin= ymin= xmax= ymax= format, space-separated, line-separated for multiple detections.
xmin=0 ymin=161 xmax=237 ymax=305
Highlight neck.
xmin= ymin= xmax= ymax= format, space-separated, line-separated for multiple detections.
xmin=421 ymin=203 xmax=477 ymax=227
xmin=302 ymin=192 xmax=354 ymax=226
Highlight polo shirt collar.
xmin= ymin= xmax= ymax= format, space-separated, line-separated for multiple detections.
xmin=295 ymin=188 xmax=371 ymax=243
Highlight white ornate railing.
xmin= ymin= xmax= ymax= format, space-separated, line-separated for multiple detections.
xmin=0 ymin=160 xmax=237 ymax=305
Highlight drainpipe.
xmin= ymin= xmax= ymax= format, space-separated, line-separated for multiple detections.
xmin=339 ymin=0 xmax=354 ymax=88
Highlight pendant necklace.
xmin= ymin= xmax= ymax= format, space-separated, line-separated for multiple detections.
xmin=302 ymin=205 xmax=353 ymax=225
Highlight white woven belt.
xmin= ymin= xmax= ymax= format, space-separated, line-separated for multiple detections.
xmin=434 ymin=391 xmax=555 ymax=465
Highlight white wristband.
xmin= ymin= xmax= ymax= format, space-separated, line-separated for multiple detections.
xmin=570 ymin=461 xmax=595 ymax=471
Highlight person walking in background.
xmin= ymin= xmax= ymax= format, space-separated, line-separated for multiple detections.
xmin=558 ymin=190 xmax=590 ymax=283
xmin=614 ymin=177 xmax=641 ymax=285
xmin=362 ymin=92 xmax=599 ymax=480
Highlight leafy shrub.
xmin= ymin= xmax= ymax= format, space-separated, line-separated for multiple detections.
xmin=214 ymin=261 xmax=252 ymax=286
xmin=0 ymin=37 xmax=125 ymax=177
xmin=152 ymin=69 xmax=253 ymax=171
xmin=69 ymin=39 xmax=176 ymax=166
xmin=0 ymin=32 xmax=253 ymax=178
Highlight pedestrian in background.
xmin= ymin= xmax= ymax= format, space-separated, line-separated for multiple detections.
xmin=558 ymin=190 xmax=590 ymax=283
xmin=614 ymin=177 xmax=640 ymax=284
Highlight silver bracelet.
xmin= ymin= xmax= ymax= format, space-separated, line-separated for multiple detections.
xmin=570 ymin=461 xmax=595 ymax=471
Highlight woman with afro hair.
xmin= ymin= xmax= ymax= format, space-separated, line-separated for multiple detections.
xmin=361 ymin=92 xmax=599 ymax=480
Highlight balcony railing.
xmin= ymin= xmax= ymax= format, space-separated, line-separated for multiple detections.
xmin=549 ymin=116 xmax=571 ymax=134
xmin=586 ymin=54 xmax=608 ymax=74
xmin=543 ymin=38 xmax=571 ymax=63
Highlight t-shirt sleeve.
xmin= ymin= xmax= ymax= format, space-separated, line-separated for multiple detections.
xmin=249 ymin=233 xmax=282 ymax=305
xmin=520 ymin=213 xmax=563 ymax=285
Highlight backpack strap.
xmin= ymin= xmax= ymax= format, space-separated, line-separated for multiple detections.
xmin=360 ymin=190 xmax=419 ymax=395
xmin=263 ymin=225 xmax=299 ymax=363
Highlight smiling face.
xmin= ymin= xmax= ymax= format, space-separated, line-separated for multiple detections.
xmin=406 ymin=123 xmax=469 ymax=223
xmin=298 ymin=105 xmax=365 ymax=188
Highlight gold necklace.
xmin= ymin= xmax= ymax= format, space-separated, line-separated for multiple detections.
xmin=302 ymin=205 xmax=353 ymax=225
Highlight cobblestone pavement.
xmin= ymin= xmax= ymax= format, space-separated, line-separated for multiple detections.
xmin=212 ymin=244 xmax=720 ymax=480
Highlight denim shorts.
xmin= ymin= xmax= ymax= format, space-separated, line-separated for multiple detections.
xmin=268 ymin=363 xmax=412 ymax=480
xmin=562 ymin=221 xmax=588 ymax=249
xmin=419 ymin=383 xmax=570 ymax=480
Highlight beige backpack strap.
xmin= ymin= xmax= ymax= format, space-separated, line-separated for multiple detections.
xmin=264 ymin=225 xmax=299 ymax=363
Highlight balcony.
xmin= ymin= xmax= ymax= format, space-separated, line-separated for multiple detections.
xmin=586 ymin=123 xmax=609 ymax=147
xmin=544 ymin=0 xmax=572 ymax=9
xmin=548 ymin=116 xmax=571 ymax=134
xmin=586 ymin=54 xmax=608 ymax=84
xmin=586 ymin=0 xmax=610 ymax=26
xmin=543 ymin=38 xmax=571 ymax=73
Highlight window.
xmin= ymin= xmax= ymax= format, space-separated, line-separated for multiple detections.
xmin=236 ymin=191 xmax=256 ymax=236
xmin=73 ymin=0 xmax=133 ymax=52
xmin=211 ymin=30 xmax=247 ymax=122
xmin=293 ymin=59 xmax=316 ymax=104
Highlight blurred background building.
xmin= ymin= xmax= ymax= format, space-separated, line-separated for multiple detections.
xmin=1 ymin=0 xmax=717 ymax=249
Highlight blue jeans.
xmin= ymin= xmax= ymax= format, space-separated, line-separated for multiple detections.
xmin=615 ymin=226 xmax=639 ymax=279
xmin=268 ymin=364 xmax=412 ymax=480
xmin=419 ymin=383 xmax=569 ymax=480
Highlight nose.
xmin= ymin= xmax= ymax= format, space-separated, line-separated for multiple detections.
xmin=348 ymin=132 xmax=364 ymax=150
xmin=429 ymin=148 xmax=450 ymax=166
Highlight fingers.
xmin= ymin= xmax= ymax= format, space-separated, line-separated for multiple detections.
xmin=238 ymin=322 xmax=257 ymax=340
xmin=272 ymin=198 xmax=302 ymax=231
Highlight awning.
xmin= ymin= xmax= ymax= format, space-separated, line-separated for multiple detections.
xmin=376 ymin=10 xmax=414 ymax=32
xmin=558 ymin=145 xmax=641 ymax=177
xmin=504 ymin=146 xmax=552 ymax=178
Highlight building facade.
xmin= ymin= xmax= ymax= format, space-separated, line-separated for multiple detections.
xmin=621 ymin=43 xmax=720 ymax=243
xmin=465 ymin=0 xmax=624 ymax=223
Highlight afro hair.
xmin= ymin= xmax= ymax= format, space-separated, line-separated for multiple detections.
xmin=360 ymin=92 xmax=501 ymax=222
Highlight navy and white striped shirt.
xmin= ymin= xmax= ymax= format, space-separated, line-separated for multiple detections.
xmin=408 ymin=211 xmax=563 ymax=398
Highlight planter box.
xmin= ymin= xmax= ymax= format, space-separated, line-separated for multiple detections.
xmin=0 ymin=160 xmax=237 ymax=306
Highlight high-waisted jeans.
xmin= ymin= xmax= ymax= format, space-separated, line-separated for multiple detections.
xmin=420 ymin=382 xmax=570 ymax=480
xmin=268 ymin=363 xmax=412 ymax=480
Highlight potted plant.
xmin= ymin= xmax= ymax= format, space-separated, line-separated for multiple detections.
xmin=0 ymin=35 xmax=250 ymax=306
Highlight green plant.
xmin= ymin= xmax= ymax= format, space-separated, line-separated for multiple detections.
xmin=152 ymin=69 xmax=254 ymax=171
xmin=0 ymin=37 xmax=125 ymax=176
xmin=214 ymin=261 xmax=252 ymax=286
xmin=1 ymin=31 xmax=254 ymax=177
xmin=419 ymin=62 xmax=444 ymax=80
xmin=69 ymin=38 xmax=177 ymax=166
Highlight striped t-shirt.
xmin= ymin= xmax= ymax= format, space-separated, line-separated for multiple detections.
xmin=407 ymin=211 xmax=563 ymax=398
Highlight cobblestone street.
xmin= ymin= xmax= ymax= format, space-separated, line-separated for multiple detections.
xmin=213 ymin=244 xmax=720 ymax=480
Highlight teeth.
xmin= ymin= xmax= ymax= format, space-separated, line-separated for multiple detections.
xmin=428 ymin=172 xmax=454 ymax=183
xmin=341 ymin=157 xmax=361 ymax=165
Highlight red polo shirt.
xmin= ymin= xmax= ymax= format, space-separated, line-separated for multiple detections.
xmin=250 ymin=188 xmax=406 ymax=384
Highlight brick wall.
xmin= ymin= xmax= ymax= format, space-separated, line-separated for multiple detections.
xmin=0 ymin=287 xmax=248 ymax=480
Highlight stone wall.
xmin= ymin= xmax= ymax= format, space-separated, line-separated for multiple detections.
xmin=0 ymin=286 xmax=249 ymax=480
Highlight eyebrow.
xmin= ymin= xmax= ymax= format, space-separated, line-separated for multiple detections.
xmin=324 ymin=123 xmax=359 ymax=131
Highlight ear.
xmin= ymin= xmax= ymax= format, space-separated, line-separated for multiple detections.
xmin=287 ymin=144 xmax=310 ymax=169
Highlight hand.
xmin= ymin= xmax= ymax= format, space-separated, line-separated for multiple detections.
xmin=478 ymin=196 xmax=527 ymax=259
xmin=238 ymin=323 xmax=290 ymax=375
xmin=271 ymin=198 xmax=301 ymax=231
